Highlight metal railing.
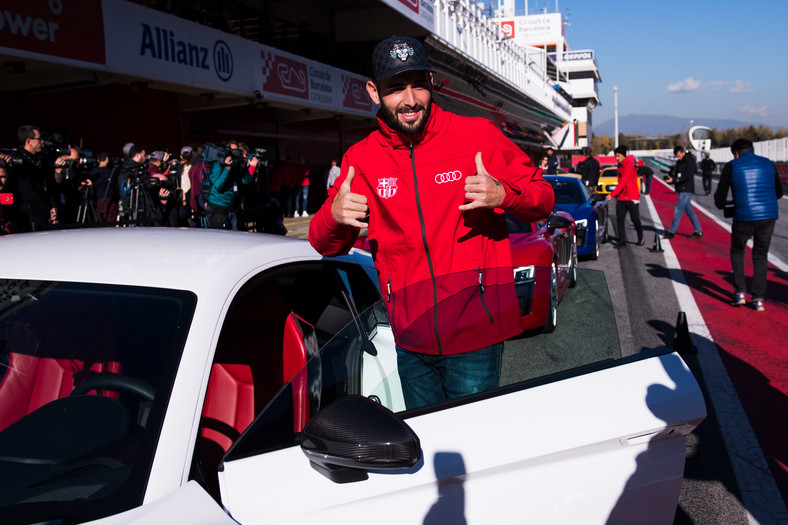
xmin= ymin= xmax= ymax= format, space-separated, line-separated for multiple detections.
xmin=432 ymin=0 xmax=572 ymax=121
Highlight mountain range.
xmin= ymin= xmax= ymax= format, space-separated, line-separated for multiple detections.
xmin=594 ymin=114 xmax=773 ymax=137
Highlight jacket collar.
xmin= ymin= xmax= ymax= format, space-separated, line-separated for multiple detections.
xmin=376 ymin=102 xmax=441 ymax=149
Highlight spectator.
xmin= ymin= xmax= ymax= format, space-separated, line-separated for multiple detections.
xmin=326 ymin=159 xmax=341 ymax=190
xmin=636 ymin=159 xmax=654 ymax=195
xmin=308 ymin=36 xmax=553 ymax=410
xmin=538 ymin=155 xmax=549 ymax=171
xmin=700 ymin=152 xmax=716 ymax=195
xmin=89 ymin=151 xmax=119 ymax=224
xmin=577 ymin=147 xmax=600 ymax=189
xmin=294 ymin=157 xmax=310 ymax=217
xmin=663 ymin=146 xmax=703 ymax=240
xmin=714 ymin=138 xmax=783 ymax=311
xmin=545 ymin=146 xmax=559 ymax=174
xmin=606 ymin=145 xmax=644 ymax=247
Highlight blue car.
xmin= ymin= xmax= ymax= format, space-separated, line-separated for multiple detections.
xmin=544 ymin=175 xmax=608 ymax=260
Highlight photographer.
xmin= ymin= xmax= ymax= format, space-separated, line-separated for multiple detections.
xmin=118 ymin=145 xmax=171 ymax=226
xmin=150 ymin=151 xmax=186 ymax=227
xmin=0 ymin=125 xmax=64 ymax=231
xmin=662 ymin=145 xmax=703 ymax=239
xmin=204 ymin=140 xmax=251 ymax=230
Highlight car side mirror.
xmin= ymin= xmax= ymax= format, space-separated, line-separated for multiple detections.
xmin=546 ymin=214 xmax=571 ymax=231
xmin=300 ymin=395 xmax=422 ymax=483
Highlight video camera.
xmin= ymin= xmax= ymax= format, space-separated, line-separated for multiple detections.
xmin=247 ymin=147 xmax=268 ymax=167
xmin=661 ymin=165 xmax=676 ymax=181
xmin=0 ymin=148 xmax=25 ymax=168
xmin=203 ymin=142 xmax=244 ymax=166
xmin=64 ymin=150 xmax=97 ymax=171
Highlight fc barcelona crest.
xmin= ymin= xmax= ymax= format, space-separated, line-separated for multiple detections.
xmin=377 ymin=177 xmax=398 ymax=199
xmin=390 ymin=43 xmax=414 ymax=62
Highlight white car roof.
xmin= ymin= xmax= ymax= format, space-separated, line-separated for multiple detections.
xmin=1 ymin=228 xmax=323 ymax=293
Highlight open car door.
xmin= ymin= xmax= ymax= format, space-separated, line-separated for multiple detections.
xmin=217 ymin=269 xmax=705 ymax=524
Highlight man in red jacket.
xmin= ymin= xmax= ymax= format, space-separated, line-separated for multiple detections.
xmin=309 ymin=36 xmax=554 ymax=409
xmin=606 ymin=145 xmax=644 ymax=247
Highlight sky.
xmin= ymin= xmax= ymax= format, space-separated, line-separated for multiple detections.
xmin=485 ymin=0 xmax=788 ymax=129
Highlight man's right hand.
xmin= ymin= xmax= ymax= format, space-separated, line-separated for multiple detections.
xmin=331 ymin=166 xmax=368 ymax=228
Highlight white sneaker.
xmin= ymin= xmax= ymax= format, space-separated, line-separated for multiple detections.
xmin=294 ymin=211 xmax=301 ymax=217
xmin=302 ymin=212 xmax=309 ymax=217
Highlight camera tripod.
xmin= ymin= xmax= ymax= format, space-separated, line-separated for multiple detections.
xmin=76 ymin=186 xmax=97 ymax=225
xmin=121 ymin=176 xmax=157 ymax=227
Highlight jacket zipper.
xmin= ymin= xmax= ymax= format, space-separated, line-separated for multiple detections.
xmin=409 ymin=141 xmax=443 ymax=354
xmin=477 ymin=267 xmax=494 ymax=323
xmin=387 ymin=278 xmax=395 ymax=328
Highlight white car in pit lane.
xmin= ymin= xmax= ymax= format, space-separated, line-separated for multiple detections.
xmin=0 ymin=228 xmax=705 ymax=524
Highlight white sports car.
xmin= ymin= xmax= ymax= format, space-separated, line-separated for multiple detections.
xmin=0 ymin=228 xmax=705 ymax=524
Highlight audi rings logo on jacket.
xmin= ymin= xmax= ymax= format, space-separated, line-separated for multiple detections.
xmin=435 ymin=170 xmax=462 ymax=184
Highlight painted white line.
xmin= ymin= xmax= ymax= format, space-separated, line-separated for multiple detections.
xmin=644 ymin=193 xmax=788 ymax=524
xmin=653 ymin=177 xmax=788 ymax=272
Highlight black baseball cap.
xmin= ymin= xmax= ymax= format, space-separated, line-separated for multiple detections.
xmin=371 ymin=36 xmax=434 ymax=83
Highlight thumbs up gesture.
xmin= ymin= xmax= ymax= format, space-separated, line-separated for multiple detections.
xmin=331 ymin=166 xmax=369 ymax=228
xmin=459 ymin=152 xmax=505 ymax=211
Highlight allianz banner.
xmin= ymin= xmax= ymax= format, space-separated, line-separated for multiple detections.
xmin=0 ymin=0 xmax=377 ymax=117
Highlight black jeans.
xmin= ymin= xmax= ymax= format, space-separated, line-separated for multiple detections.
xmin=615 ymin=200 xmax=643 ymax=244
xmin=702 ymin=171 xmax=713 ymax=194
xmin=731 ymin=219 xmax=776 ymax=300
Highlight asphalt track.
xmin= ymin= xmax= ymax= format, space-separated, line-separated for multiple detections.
xmin=284 ymin=167 xmax=788 ymax=523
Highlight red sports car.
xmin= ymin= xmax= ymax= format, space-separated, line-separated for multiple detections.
xmin=506 ymin=211 xmax=577 ymax=333
xmin=352 ymin=210 xmax=576 ymax=334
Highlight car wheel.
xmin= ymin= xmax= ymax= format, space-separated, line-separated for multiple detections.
xmin=543 ymin=263 xmax=558 ymax=333
xmin=592 ymin=219 xmax=600 ymax=260
xmin=569 ymin=245 xmax=578 ymax=288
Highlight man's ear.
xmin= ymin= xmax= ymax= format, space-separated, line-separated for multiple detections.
xmin=366 ymin=80 xmax=380 ymax=105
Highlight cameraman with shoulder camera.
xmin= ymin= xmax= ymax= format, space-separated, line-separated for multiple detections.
xmin=204 ymin=140 xmax=251 ymax=230
xmin=0 ymin=125 xmax=66 ymax=231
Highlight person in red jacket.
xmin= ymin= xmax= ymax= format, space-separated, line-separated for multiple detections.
xmin=606 ymin=145 xmax=644 ymax=247
xmin=308 ymin=36 xmax=554 ymax=409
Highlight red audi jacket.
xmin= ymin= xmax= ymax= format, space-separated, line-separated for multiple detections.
xmin=309 ymin=104 xmax=554 ymax=355
xmin=609 ymin=155 xmax=640 ymax=201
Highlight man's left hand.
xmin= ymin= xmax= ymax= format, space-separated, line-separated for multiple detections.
xmin=459 ymin=152 xmax=505 ymax=211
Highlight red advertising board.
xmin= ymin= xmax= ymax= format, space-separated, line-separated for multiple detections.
xmin=397 ymin=0 xmax=420 ymax=14
xmin=0 ymin=1 xmax=105 ymax=64
xmin=342 ymin=75 xmax=373 ymax=112
xmin=260 ymin=50 xmax=308 ymax=100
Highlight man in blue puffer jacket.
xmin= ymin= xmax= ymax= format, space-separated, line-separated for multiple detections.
xmin=714 ymin=138 xmax=783 ymax=311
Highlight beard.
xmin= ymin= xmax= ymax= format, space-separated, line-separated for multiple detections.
xmin=379 ymin=99 xmax=432 ymax=136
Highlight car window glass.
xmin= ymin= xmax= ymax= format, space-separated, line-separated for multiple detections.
xmin=0 ymin=279 xmax=196 ymax=523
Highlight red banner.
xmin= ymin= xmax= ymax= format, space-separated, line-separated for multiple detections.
xmin=0 ymin=1 xmax=105 ymax=64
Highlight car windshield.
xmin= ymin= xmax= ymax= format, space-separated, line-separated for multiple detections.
xmin=550 ymin=179 xmax=585 ymax=204
xmin=0 ymin=280 xmax=196 ymax=524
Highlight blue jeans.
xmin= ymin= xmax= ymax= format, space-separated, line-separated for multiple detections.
xmin=396 ymin=343 xmax=503 ymax=410
xmin=668 ymin=191 xmax=702 ymax=234
xmin=295 ymin=186 xmax=309 ymax=214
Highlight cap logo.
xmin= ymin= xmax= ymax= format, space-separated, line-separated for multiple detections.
xmin=390 ymin=43 xmax=414 ymax=62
